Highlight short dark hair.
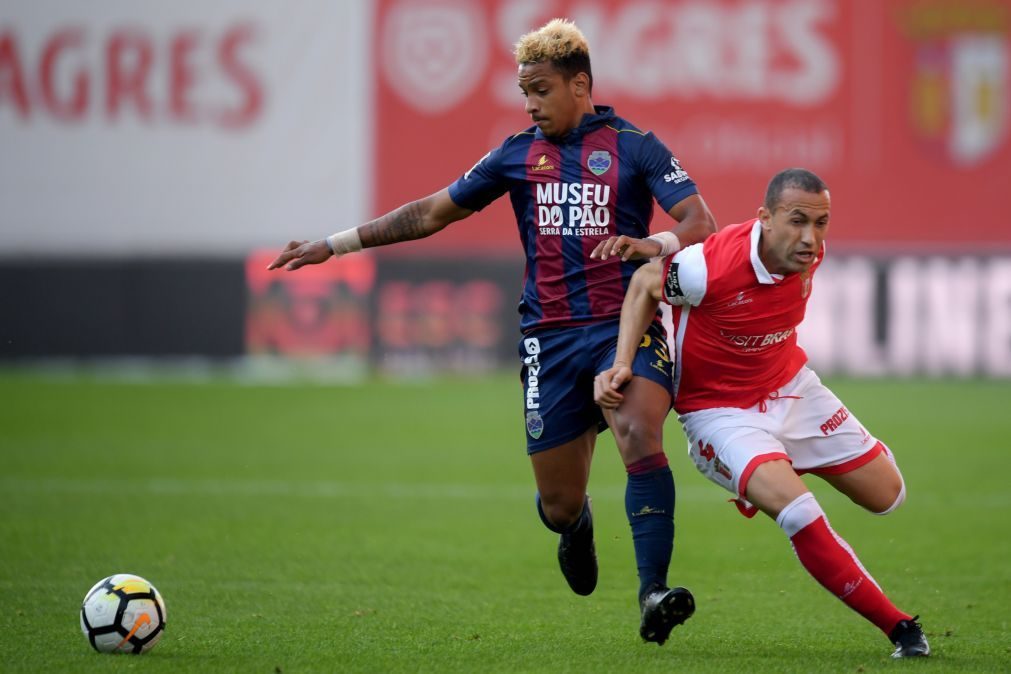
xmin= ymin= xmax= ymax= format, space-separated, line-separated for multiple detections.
xmin=550 ymin=52 xmax=593 ymax=94
xmin=764 ymin=168 xmax=828 ymax=211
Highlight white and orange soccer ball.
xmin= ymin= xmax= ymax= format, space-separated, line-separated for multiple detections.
xmin=80 ymin=574 xmax=166 ymax=654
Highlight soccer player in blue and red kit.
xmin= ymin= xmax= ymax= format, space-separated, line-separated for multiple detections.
xmin=268 ymin=18 xmax=717 ymax=644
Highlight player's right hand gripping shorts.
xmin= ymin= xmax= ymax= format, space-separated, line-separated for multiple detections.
xmin=519 ymin=320 xmax=672 ymax=454
xmin=679 ymin=367 xmax=889 ymax=516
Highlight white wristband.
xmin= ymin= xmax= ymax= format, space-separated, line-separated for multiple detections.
xmin=646 ymin=231 xmax=681 ymax=257
xmin=325 ymin=228 xmax=362 ymax=257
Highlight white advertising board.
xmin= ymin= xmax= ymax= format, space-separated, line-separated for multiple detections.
xmin=0 ymin=1 xmax=370 ymax=255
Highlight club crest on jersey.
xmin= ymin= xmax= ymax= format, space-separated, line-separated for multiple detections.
xmin=714 ymin=458 xmax=733 ymax=480
xmin=526 ymin=411 xmax=544 ymax=439
xmin=586 ymin=150 xmax=612 ymax=176
xmin=801 ymin=271 xmax=812 ymax=298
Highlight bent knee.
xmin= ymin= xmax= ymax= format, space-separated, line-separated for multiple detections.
xmin=538 ymin=493 xmax=587 ymax=529
xmin=870 ymin=479 xmax=906 ymax=515
xmin=832 ymin=453 xmax=907 ymax=515
xmin=858 ymin=465 xmax=906 ymax=515
xmin=608 ymin=415 xmax=663 ymax=457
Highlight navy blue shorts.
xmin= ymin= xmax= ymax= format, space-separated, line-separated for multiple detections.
xmin=518 ymin=320 xmax=673 ymax=453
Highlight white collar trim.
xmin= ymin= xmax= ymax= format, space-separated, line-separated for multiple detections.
xmin=749 ymin=220 xmax=778 ymax=284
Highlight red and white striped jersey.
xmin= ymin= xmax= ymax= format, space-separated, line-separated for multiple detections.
xmin=661 ymin=219 xmax=823 ymax=413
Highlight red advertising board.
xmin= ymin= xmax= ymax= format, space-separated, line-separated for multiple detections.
xmin=373 ymin=0 xmax=1010 ymax=253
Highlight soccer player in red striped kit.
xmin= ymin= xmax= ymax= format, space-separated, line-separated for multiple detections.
xmin=594 ymin=168 xmax=930 ymax=658
xmin=268 ymin=19 xmax=717 ymax=643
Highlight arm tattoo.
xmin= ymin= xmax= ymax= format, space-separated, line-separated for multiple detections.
xmin=359 ymin=200 xmax=430 ymax=248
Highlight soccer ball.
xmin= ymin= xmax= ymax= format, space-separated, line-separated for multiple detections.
xmin=80 ymin=574 xmax=166 ymax=654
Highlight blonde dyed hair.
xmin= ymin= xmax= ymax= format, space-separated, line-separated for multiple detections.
xmin=514 ymin=18 xmax=590 ymax=64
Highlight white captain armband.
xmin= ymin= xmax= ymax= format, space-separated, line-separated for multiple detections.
xmin=646 ymin=231 xmax=681 ymax=257
xmin=661 ymin=243 xmax=707 ymax=307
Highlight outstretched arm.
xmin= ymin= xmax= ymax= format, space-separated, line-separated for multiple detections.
xmin=267 ymin=188 xmax=473 ymax=271
xmin=591 ymin=193 xmax=716 ymax=261
xmin=594 ymin=260 xmax=666 ymax=409
xmin=358 ymin=188 xmax=473 ymax=248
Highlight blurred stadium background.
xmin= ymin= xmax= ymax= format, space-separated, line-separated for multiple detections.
xmin=1 ymin=0 xmax=1009 ymax=378
xmin=2 ymin=2 xmax=1010 ymax=670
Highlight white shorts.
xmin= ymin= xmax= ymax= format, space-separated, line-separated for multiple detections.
xmin=679 ymin=367 xmax=885 ymax=513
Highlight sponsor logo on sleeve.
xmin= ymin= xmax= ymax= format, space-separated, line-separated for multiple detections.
xmin=464 ymin=151 xmax=491 ymax=180
xmin=663 ymin=156 xmax=690 ymax=184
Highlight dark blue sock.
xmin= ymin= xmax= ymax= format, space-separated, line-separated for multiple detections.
xmin=625 ymin=454 xmax=675 ymax=600
xmin=536 ymin=493 xmax=590 ymax=534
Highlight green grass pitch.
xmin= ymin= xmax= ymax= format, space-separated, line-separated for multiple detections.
xmin=0 ymin=370 xmax=1008 ymax=672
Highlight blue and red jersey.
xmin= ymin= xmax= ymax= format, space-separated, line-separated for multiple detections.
xmin=448 ymin=106 xmax=698 ymax=332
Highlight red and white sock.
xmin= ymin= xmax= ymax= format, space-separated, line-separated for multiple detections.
xmin=776 ymin=492 xmax=910 ymax=635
